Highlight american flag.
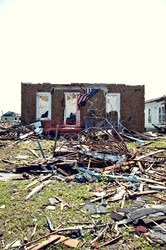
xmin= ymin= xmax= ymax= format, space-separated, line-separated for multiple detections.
xmin=78 ymin=88 xmax=100 ymax=106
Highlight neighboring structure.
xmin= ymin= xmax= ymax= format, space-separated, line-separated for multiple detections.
xmin=21 ymin=83 xmax=145 ymax=132
xmin=1 ymin=111 xmax=21 ymax=122
xmin=145 ymin=96 xmax=166 ymax=130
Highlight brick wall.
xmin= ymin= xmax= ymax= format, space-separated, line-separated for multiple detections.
xmin=21 ymin=83 xmax=145 ymax=131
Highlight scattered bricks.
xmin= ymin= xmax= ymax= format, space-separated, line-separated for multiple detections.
xmin=135 ymin=226 xmax=149 ymax=236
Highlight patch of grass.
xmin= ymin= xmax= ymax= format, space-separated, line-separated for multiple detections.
xmin=0 ymin=139 xmax=166 ymax=249
xmin=0 ymin=179 xmax=99 ymax=247
xmin=150 ymin=139 xmax=166 ymax=147
xmin=0 ymin=178 xmax=156 ymax=249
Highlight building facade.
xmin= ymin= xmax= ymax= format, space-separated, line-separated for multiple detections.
xmin=145 ymin=96 xmax=166 ymax=130
xmin=21 ymin=83 xmax=145 ymax=132
xmin=1 ymin=111 xmax=21 ymax=122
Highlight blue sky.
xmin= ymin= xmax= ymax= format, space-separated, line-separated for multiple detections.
xmin=0 ymin=0 xmax=166 ymax=113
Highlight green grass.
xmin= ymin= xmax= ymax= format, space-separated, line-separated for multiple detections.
xmin=0 ymin=138 xmax=165 ymax=249
xmin=0 ymin=179 xmax=118 ymax=249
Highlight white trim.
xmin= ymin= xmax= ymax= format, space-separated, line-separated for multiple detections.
xmin=106 ymin=93 xmax=121 ymax=124
xmin=64 ymin=92 xmax=80 ymax=126
xmin=64 ymin=92 xmax=80 ymax=95
xmin=36 ymin=92 xmax=51 ymax=120
xmin=145 ymin=100 xmax=165 ymax=129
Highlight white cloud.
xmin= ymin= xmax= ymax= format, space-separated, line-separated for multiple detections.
xmin=0 ymin=0 xmax=166 ymax=113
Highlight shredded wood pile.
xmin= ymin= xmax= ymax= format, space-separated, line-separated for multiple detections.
xmin=0 ymin=122 xmax=44 ymax=140
xmin=0 ymin=123 xmax=166 ymax=248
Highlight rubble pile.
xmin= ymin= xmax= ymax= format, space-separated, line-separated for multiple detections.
xmin=0 ymin=123 xmax=166 ymax=249
xmin=0 ymin=121 xmax=44 ymax=140
xmin=153 ymin=124 xmax=166 ymax=134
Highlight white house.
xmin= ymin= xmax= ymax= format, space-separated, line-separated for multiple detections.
xmin=145 ymin=96 xmax=166 ymax=130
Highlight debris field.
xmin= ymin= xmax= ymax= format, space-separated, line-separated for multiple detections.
xmin=0 ymin=121 xmax=166 ymax=249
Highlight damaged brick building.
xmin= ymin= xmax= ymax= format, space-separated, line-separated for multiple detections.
xmin=21 ymin=83 xmax=145 ymax=132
